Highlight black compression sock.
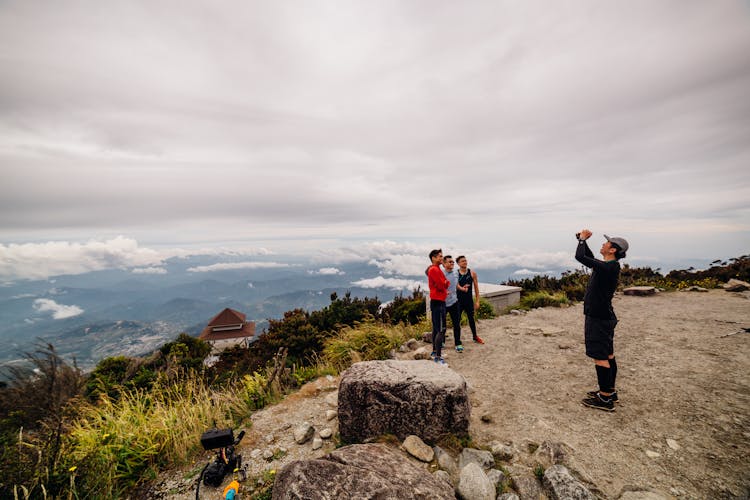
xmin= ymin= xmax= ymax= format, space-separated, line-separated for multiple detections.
xmin=609 ymin=357 xmax=618 ymax=392
xmin=595 ymin=365 xmax=612 ymax=395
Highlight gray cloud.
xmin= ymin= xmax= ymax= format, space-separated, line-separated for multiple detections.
xmin=0 ymin=1 xmax=748 ymax=262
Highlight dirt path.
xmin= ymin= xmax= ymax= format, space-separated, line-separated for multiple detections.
xmin=447 ymin=289 xmax=749 ymax=499
xmin=153 ymin=290 xmax=749 ymax=499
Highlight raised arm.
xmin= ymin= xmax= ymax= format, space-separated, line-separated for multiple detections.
xmin=575 ymin=230 xmax=609 ymax=271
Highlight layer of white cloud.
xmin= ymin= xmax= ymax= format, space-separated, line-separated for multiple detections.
xmin=0 ymin=236 xmax=164 ymax=280
xmin=187 ymin=262 xmax=291 ymax=273
xmin=351 ymin=276 xmax=425 ymax=291
xmin=33 ymin=298 xmax=84 ymax=319
xmin=132 ymin=266 xmax=167 ymax=275
xmin=322 ymin=240 xmax=575 ymax=276
xmin=308 ymin=267 xmax=345 ymax=275
xmin=0 ymin=236 xmax=279 ymax=280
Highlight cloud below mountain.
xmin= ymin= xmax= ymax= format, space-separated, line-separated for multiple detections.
xmin=33 ymin=298 xmax=84 ymax=319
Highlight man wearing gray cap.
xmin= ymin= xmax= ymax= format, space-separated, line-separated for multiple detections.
xmin=575 ymin=229 xmax=629 ymax=411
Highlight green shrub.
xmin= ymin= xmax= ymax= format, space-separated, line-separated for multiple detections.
xmin=476 ymin=299 xmax=496 ymax=319
xmin=381 ymin=289 xmax=427 ymax=325
xmin=518 ymin=291 xmax=568 ymax=310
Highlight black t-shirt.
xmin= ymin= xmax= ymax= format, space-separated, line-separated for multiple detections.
xmin=575 ymin=240 xmax=620 ymax=320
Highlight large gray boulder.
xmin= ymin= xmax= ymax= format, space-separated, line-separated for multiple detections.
xmin=338 ymin=360 xmax=471 ymax=444
xmin=272 ymin=443 xmax=454 ymax=499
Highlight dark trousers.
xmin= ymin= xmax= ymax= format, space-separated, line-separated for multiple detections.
xmin=446 ymin=302 xmax=462 ymax=345
xmin=430 ymin=300 xmax=446 ymax=357
xmin=458 ymin=295 xmax=477 ymax=337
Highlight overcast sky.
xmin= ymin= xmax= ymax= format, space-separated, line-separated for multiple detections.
xmin=1 ymin=1 xmax=749 ymax=280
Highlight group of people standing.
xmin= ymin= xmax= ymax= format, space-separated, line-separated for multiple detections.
xmin=426 ymin=229 xmax=630 ymax=412
xmin=426 ymin=250 xmax=484 ymax=366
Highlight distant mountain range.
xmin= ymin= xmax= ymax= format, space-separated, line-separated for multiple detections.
xmin=0 ymin=256 xmax=443 ymax=372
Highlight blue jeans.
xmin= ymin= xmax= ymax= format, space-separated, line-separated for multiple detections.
xmin=430 ymin=299 xmax=446 ymax=357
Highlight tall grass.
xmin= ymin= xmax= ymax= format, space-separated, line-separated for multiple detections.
xmin=323 ymin=317 xmax=428 ymax=371
xmin=11 ymin=372 xmax=259 ymax=498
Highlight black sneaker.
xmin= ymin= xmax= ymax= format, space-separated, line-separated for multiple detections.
xmin=586 ymin=390 xmax=619 ymax=403
xmin=582 ymin=393 xmax=615 ymax=412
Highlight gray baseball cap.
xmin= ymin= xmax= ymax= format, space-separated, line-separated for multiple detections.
xmin=604 ymin=235 xmax=629 ymax=256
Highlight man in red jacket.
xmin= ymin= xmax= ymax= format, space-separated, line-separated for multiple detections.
xmin=427 ymin=249 xmax=450 ymax=365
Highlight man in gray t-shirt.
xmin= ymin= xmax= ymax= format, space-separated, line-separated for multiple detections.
xmin=441 ymin=255 xmax=464 ymax=352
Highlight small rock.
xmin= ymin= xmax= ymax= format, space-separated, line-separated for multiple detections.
xmin=623 ymin=286 xmax=657 ymax=296
xmin=264 ymin=434 xmax=275 ymax=444
xmin=511 ymin=470 xmax=544 ymax=500
xmin=666 ymin=439 xmax=681 ymax=450
xmin=325 ymin=391 xmax=338 ymax=408
xmin=250 ymin=448 xmax=262 ymax=459
xmin=491 ymin=442 xmax=515 ymax=462
xmin=433 ymin=469 xmax=452 ymax=485
xmin=724 ymin=279 xmax=750 ymax=292
xmin=402 ymin=435 xmax=434 ymax=462
xmin=388 ymin=348 xmax=398 ymax=359
xmin=459 ymin=448 xmax=495 ymax=470
xmin=533 ymin=441 xmax=569 ymax=469
xmin=311 ymin=437 xmax=323 ymax=450
xmin=543 ymin=464 xmax=596 ymax=500
xmin=422 ymin=332 xmax=433 ymax=343
xmin=480 ymin=413 xmax=493 ymax=423
xmin=456 ymin=462 xmax=495 ymax=500
xmin=645 ymin=450 xmax=661 ymax=458
xmin=325 ymin=374 xmax=334 ymax=382
xmin=293 ymin=422 xmax=315 ymax=444
xmin=510 ymin=309 xmax=523 ymax=315
xmin=681 ymin=286 xmax=708 ymax=292
xmin=262 ymin=449 xmax=273 ymax=460
xmin=406 ymin=338 xmax=419 ymax=350
xmin=412 ymin=347 xmax=432 ymax=360
xmin=319 ymin=428 xmax=333 ymax=439
xmin=487 ymin=468 xmax=505 ymax=488
xmin=325 ymin=409 xmax=337 ymax=421
xmin=434 ymin=446 xmax=458 ymax=478
xmin=497 ymin=494 xmax=520 ymax=500
xmin=399 ymin=344 xmax=410 ymax=353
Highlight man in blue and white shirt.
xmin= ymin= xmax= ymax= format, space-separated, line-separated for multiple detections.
xmin=441 ymin=255 xmax=464 ymax=352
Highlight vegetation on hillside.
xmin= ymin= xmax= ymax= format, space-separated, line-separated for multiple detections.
xmin=503 ymin=255 xmax=749 ymax=311
xmin=0 ymin=289 xmax=428 ymax=499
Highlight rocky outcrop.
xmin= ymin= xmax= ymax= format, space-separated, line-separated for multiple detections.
xmin=338 ymin=360 xmax=470 ymax=443
xmin=271 ymin=443 xmax=454 ymax=499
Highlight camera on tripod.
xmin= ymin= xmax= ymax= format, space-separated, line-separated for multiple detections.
xmin=199 ymin=427 xmax=246 ymax=488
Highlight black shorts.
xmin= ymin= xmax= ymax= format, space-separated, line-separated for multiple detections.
xmin=584 ymin=316 xmax=617 ymax=360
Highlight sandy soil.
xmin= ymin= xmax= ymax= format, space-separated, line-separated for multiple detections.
xmin=153 ymin=290 xmax=749 ymax=499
